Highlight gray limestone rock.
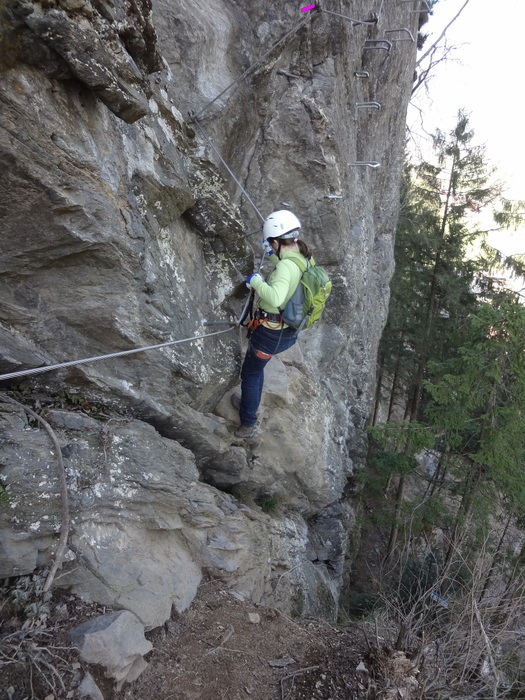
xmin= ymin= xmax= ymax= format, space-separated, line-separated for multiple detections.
xmin=0 ymin=406 xmax=271 ymax=627
xmin=78 ymin=672 xmax=104 ymax=700
xmin=24 ymin=9 xmax=150 ymax=123
xmin=71 ymin=610 xmax=152 ymax=689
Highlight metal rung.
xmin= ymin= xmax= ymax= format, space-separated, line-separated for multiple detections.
xmin=354 ymin=71 xmax=370 ymax=78
xmin=351 ymin=161 xmax=381 ymax=168
xmin=356 ymin=101 xmax=381 ymax=109
xmin=363 ymin=39 xmax=392 ymax=52
xmin=385 ymin=28 xmax=415 ymax=42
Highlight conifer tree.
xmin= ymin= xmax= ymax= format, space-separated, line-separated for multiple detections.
xmin=376 ymin=112 xmax=503 ymax=423
xmin=372 ymin=112 xmax=525 ymax=574
xmin=405 ymin=112 xmax=501 ymax=420
xmin=424 ymin=293 xmax=525 ymax=565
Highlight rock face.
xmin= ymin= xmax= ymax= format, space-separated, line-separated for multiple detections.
xmin=0 ymin=0 xmax=419 ymax=623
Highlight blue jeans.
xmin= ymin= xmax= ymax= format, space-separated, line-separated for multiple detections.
xmin=239 ymin=325 xmax=297 ymax=426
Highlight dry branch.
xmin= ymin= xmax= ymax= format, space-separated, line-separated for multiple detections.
xmin=0 ymin=394 xmax=70 ymax=592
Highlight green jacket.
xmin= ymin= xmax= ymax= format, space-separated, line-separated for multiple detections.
xmin=250 ymin=250 xmax=310 ymax=325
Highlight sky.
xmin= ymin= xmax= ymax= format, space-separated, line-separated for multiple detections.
xmin=406 ymin=0 xmax=525 ymax=257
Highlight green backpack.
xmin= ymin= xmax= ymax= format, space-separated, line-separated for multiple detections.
xmin=280 ymin=258 xmax=332 ymax=331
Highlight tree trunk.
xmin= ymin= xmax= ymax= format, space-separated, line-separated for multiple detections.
xmin=444 ymin=460 xmax=481 ymax=569
xmin=383 ymin=475 xmax=406 ymax=563
xmin=387 ymin=361 xmax=401 ymax=421
xmin=426 ymin=452 xmax=448 ymax=499
xmin=372 ymin=356 xmax=384 ymax=426
xmin=478 ymin=513 xmax=512 ymax=603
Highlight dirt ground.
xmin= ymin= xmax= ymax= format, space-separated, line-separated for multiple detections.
xmin=119 ymin=581 xmax=367 ymax=700
xmin=1 ymin=578 xmax=372 ymax=700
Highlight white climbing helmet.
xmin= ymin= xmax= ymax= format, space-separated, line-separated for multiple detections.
xmin=263 ymin=210 xmax=301 ymax=240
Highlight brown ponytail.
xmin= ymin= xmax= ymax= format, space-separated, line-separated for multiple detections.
xmin=267 ymin=236 xmax=312 ymax=260
xmin=296 ymin=239 xmax=312 ymax=260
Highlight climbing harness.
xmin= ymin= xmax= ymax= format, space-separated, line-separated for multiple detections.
xmin=246 ymin=316 xmax=261 ymax=334
xmin=255 ymin=310 xmax=284 ymax=325
xmin=244 ymin=309 xmax=284 ymax=337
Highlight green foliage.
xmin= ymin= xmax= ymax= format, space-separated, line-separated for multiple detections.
xmin=493 ymin=198 xmax=525 ymax=231
xmin=398 ymin=551 xmax=441 ymax=606
xmin=59 ymin=390 xmax=84 ymax=406
xmin=254 ymin=493 xmax=280 ymax=514
xmin=369 ymin=421 xmax=435 ymax=467
xmin=377 ymin=112 xmax=517 ymax=424
xmin=0 ymin=481 xmax=9 ymax=505
xmin=373 ymin=448 xmax=415 ymax=479
xmin=406 ymin=494 xmax=447 ymax=534
xmin=372 ymin=110 xmax=525 ymax=578
xmin=424 ymin=296 xmax=525 ymax=516
xmin=1 ymin=572 xmax=52 ymax=619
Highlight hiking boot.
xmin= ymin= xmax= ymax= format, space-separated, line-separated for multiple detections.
xmin=230 ymin=393 xmax=241 ymax=411
xmin=234 ymin=424 xmax=262 ymax=439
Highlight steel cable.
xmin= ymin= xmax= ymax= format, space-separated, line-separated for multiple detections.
xmin=0 ymin=327 xmax=235 ymax=383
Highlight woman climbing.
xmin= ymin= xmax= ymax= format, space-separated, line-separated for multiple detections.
xmin=232 ymin=210 xmax=312 ymax=438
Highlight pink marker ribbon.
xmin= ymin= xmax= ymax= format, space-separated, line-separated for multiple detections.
xmin=301 ymin=4 xmax=316 ymax=12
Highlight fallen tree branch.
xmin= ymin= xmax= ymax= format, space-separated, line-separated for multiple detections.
xmin=281 ymin=665 xmax=320 ymax=682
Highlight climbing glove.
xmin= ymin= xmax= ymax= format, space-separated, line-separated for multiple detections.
xmin=245 ymin=273 xmax=262 ymax=289
xmin=262 ymin=239 xmax=274 ymax=257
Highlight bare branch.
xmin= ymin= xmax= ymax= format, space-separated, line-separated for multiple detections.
xmin=416 ymin=0 xmax=472 ymax=69
xmin=0 ymin=394 xmax=70 ymax=592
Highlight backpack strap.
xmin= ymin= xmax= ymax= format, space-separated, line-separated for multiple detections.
xmin=285 ymin=257 xmax=310 ymax=274
xmin=277 ymin=257 xmax=310 ymax=318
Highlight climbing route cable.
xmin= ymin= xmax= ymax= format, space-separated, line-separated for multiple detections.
xmin=189 ymin=14 xmax=312 ymax=122
xmin=193 ymin=120 xmax=265 ymax=223
xmin=191 ymin=119 xmax=267 ymax=329
xmin=376 ymin=0 xmax=387 ymax=19
xmin=0 ymin=10 xmax=300 ymax=385
xmin=0 ymin=327 xmax=236 ymax=383
xmin=320 ymin=8 xmax=377 ymax=25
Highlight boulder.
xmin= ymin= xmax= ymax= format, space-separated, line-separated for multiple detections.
xmin=71 ymin=610 xmax=152 ymax=689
